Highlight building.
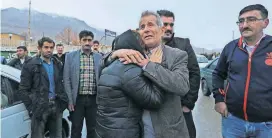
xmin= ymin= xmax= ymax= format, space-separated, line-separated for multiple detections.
xmin=1 ymin=33 xmax=26 ymax=47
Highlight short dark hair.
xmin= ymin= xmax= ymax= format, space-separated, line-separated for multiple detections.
xmin=17 ymin=46 xmax=27 ymax=51
xmin=157 ymin=10 xmax=175 ymax=20
xmin=239 ymin=4 xmax=268 ymax=19
xmin=56 ymin=43 xmax=63 ymax=47
xmin=93 ymin=40 xmax=99 ymax=45
xmin=38 ymin=37 xmax=55 ymax=48
xmin=79 ymin=30 xmax=94 ymax=40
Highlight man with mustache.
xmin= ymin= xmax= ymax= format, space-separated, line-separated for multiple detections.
xmin=213 ymin=4 xmax=272 ymax=137
xmin=64 ymin=30 xmax=102 ymax=138
xmin=102 ymin=11 xmax=190 ymax=138
xmin=19 ymin=37 xmax=68 ymax=138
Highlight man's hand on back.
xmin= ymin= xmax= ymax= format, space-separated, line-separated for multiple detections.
xmin=112 ymin=49 xmax=144 ymax=64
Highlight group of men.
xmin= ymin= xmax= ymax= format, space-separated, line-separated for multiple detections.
xmin=6 ymin=3 xmax=271 ymax=138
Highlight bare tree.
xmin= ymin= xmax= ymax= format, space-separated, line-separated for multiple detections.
xmin=55 ymin=27 xmax=79 ymax=45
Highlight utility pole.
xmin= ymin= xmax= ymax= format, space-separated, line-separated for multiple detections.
xmin=232 ymin=30 xmax=235 ymax=40
xmin=28 ymin=0 xmax=31 ymax=55
xmin=68 ymin=28 xmax=70 ymax=45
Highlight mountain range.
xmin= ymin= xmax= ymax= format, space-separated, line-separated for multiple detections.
xmin=1 ymin=7 xmax=220 ymax=54
xmin=1 ymin=7 xmax=114 ymax=45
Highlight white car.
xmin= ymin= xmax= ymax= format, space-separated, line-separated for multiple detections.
xmin=196 ymin=54 xmax=209 ymax=69
xmin=1 ymin=65 xmax=70 ymax=138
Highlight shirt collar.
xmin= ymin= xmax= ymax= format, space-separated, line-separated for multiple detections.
xmin=146 ymin=45 xmax=162 ymax=56
xmin=243 ymin=33 xmax=266 ymax=48
xmin=80 ymin=49 xmax=93 ymax=55
xmin=40 ymin=56 xmax=53 ymax=64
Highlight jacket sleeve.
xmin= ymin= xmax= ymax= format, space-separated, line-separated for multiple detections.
xmin=63 ymin=54 xmax=73 ymax=105
xmin=143 ymin=50 xmax=189 ymax=96
xmin=181 ymin=38 xmax=200 ymax=110
xmin=212 ymin=46 xmax=229 ymax=103
xmin=18 ymin=63 xmax=33 ymax=112
xmin=7 ymin=58 xmax=17 ymax=67
xmin=102 ymin=51 xmax=115 ymax=68
xmin=122 ymin=66 xmax=164 ymax=109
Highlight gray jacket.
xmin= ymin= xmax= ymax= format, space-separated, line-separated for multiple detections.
xmin=63 ymin=50 xmax=102 ymax=105
xmin=143 ymin=45 xmax=190 ymax=138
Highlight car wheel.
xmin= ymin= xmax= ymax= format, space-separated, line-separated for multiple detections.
xmin=201 ymin=79 xmax=211 ymax=96
xmin=44 ymin=127 xmax=67 ymax=138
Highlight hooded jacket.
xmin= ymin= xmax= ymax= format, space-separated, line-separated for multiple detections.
xmin=95 ymin=30 xmax=164 ymax=138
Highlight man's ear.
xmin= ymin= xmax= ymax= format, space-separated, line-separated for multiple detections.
xmin=263 ymin=18 xmax=269 ymax=29
xmin=160 ymin=26 xmax=166 ymax=36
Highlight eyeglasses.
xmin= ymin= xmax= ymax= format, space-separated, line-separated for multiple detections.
xmin=236 ymin=17 xmax=265 ymax=26
xmin=163 ymin=22 xmax=174 ymax=27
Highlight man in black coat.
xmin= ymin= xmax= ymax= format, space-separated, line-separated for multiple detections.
xmin=7 ymin=46 xmax=32 ymax=70
xmin=19 ymin=37 xmax=68 ymax=138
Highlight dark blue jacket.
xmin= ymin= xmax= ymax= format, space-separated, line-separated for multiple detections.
xmin=213 ymin=35 xmax=272 ymax=122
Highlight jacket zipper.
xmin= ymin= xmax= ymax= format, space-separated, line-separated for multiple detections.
xmin=238 ymin=46 xmax=258 ymax=121
xmin=224 ymin=82 xmax=229 ymax=102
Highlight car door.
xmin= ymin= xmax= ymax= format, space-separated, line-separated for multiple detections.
xmin=1 ymin=76 xmax=31 ymax=138
xmin=205 ymin=59 xmax=219 ymax=90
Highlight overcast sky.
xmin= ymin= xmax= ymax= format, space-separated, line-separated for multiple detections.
xmin=1 ymin=0 xmax=272 ymax=49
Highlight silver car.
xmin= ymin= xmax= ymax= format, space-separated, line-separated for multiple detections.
xmin=1 ymin=65 xmax=71 ymax=138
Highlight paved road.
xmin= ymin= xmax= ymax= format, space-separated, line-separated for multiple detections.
xmin=193 ymin=90 xmax=222 ymax=138
xmin=79 ymin=89 xmax=223 ymax=138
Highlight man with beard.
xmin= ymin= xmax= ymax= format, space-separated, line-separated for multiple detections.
xmin=7 ymin=46 xmax=32 ymax=70
xmin=156 ymin=10 xmax=200 ymax=138
xmin=19 ymin=37 xmax=68 ymax=138
xmin=64 ymin=30 xmax=102 ymax=138
xmin=213 ymin=4 xmax=272 ymax=137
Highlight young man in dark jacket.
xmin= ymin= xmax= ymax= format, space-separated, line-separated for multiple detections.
xmin=157 ymin=10 xmax=200 ymax=138
xmin=53 ymin=43 xmax=66 ymax=65
xmin=7 ymin=46 xmax=31 ymax=70
xmin=19 ymin=37 xmax=68 ymax=138
xmin=213 ymin=4 xmax=272 ymax=137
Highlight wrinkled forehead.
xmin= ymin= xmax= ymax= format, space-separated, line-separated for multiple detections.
xmin=239 ymin=10 xmax=263 ymax=19
xmin=139 ymin=15 xmax=157 ymax=26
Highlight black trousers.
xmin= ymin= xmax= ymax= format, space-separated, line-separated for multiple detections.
xmin=184 ymin=111 xmax=196 ymax=138
xmin=31 ymin=103 xmax=62 ymax=138
xmin=71 ymin=95 xmax=97 ymax=138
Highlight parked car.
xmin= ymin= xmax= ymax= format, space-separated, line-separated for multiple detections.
xmin=200 ymin=58 xmax=219 ymax=96
xmin=196 ymin=54 xmax=209 ymax=69
xmin=0 ymin=65 xmax=70 ymax=138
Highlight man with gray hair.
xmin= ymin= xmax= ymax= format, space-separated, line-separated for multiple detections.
xmin=102 ymin=10 xmax=190 ymax=138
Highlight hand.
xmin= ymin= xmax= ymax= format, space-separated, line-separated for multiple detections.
xmin=182 ymin=106 xmax=191 ymax=113
xmin=149 ymin=48 xmax=162 ymax=63
xmin=112 ymin=49 xmax=144 ymax=64
xmin=68 ymin=104 xmax=75 ymax=111
xmin=215 ymin=102 xmax=228 ymax=117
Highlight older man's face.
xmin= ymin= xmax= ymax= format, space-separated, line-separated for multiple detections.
xmin=139 ymin=15 xmax=165 ymax=48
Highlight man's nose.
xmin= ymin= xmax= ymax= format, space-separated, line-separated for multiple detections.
xmin=241 ymin=21 xmax=250 ymax=28
xmin=166 ymin=25 xmax=172 ymax=30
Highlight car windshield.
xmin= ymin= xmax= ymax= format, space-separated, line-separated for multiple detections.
xmin=197 ymin=56 xmax=208 ymax=63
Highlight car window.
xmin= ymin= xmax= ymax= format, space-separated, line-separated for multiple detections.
xmin=208 ymin=59 xmax=218 ymax=70
xmin=1 ymin=76 xmax=21 ymax=109
xmin=197 ymin=56 xmax=209 ymax=63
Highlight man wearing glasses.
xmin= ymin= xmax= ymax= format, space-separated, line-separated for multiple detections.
xmin=213 ymin=4 xmax=272 ymax=138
